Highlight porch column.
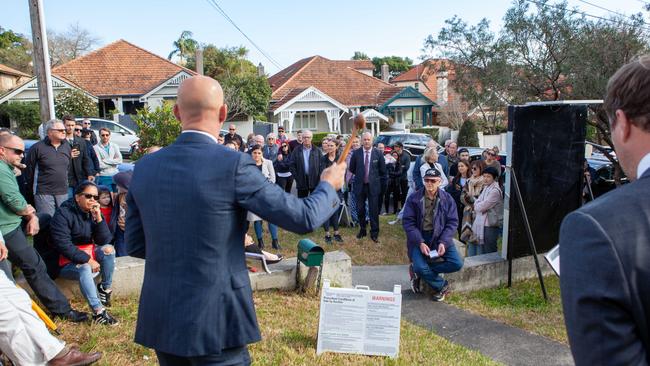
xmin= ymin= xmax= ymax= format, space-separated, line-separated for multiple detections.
xmin=324 ymin=109 xmax=340 ymax=132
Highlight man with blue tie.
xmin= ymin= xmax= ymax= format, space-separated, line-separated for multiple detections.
xmin=348 ymin=131 xmax=386 ymax=243
xmin=125 ymin=75 xmax=346 ymax=365
xmin=559 ymin=56 xmax=650 ymax=366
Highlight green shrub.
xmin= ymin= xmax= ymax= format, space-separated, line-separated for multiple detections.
xmin=410 ymin=127 xmax=439 ymax=141
xmin=311 ymin=132 xmax=331 ymax=146
xmin=131 ymin=102 xmax=181 ymax=160
xmin=54 ymin=89 xmax=98 ymax=118
xmin=457 ymin=120 xmax=479 ymax=147
xmin=0 ymin=102 xmax=41 ymax=139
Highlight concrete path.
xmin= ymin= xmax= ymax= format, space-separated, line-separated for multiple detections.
xmin=353 ymin=265 xmax=574 ymax=366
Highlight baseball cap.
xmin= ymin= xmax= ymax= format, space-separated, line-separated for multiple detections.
xmin=423 ymin=168 xmax=442 ymax=179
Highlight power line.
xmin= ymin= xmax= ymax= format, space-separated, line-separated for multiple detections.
xmin=576 ymin=0 xmax=646 ymax=22
xmin=203 ymin=0 xmax=284 ymax=71
xmin=525 ymin=0 xmax=650 ymax=32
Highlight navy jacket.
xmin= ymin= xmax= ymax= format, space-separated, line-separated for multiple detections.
xmin=559 ymin=169 xmax=650 ymax=366
xmin=288 ymin=144 xmax=323 ymax=191
xmin=49 ymin=198 xmax=112 ymax=265
xmin=348 ymin=147 xmax=386 ymax=196
xmin=125 ymin=132 xmax=339 ymax=356
xmin=402 ymin=188 xmax=458 ymax=260
xmin=66 ymin=136 xmax=94 ymax=188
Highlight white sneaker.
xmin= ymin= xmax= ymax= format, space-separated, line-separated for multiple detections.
xmin=388 ymin=219 xmax=401 ymax=225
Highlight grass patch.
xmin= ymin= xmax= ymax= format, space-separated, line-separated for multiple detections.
xmin=254 ymin=215 xmax=410 ymax=265
xmin=446 ymin=276 xmax=567 ymax=344
xmin=56 ymin=291 xmax=500 ymax=365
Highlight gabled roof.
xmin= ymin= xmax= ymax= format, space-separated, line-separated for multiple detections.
xmin=52 ymin=39 xmax=197 ymax=97
xmin=269 ymin=56 xmax=401 ymax=109
xmin=0 ymin=74 xmax=97 ymax=104
xmin=391 ymin=59 xmax=454 ymax=82
xmin=333 ymin=60 xmax=374 ymax=70
xmin=0 ymin=63 xmax=31 ymax=78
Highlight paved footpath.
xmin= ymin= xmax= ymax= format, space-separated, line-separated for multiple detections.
xmin=353 ymin=265 xmax=574 ymax=366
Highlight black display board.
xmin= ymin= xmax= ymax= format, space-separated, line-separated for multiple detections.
xmin=506 ymin=104 xmax=587 ymax=259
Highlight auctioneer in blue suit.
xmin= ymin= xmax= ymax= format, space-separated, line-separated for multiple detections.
xmin=125 ymin=132 xmax=340 ymax=360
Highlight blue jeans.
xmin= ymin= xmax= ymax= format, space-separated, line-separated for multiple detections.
xmin=58 ymin=245 xmax=115 ymax=311
xmin=410 ymin=231 xmax=464 ymax=292
xmin=253 ymin=221 xmax=277 ymax=240
xmin=467 ymin=227 xmax=501 ymax=257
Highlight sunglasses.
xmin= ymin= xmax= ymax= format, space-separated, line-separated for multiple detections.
xmin=424 ymin=178 xmax=440 ymax=183
xmin=2 ymin=146 xmax=24 ymax=155
xmin=74 ymin=128 xmax=82 ymax=132
xmin=229 ymin=128 xmax=235 ymax=131
xmin=51 ymin=128 xmax=66 ymax=132
xmin=80 ymin=193 xmax=99 ymax=200
xmin=100 ymin=134 xmax=110 ymax=137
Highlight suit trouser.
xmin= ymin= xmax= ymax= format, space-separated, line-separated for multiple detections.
xmin=355 ymin=184 xmax=379 ymax=237
xmin=4 ymin=227 xmax=71 ymax=315
xmin=156 ymin=346 xmax=251 ymax=366
xmin=297 ymin=188 xmax=314 ymax=198
xmin=0 ymin=271 xmax=65 ymax=365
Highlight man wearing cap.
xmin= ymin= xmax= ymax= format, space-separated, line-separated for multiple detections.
xmin=224 ymin=124 xmax=244 ymax=152
xmin=402 ymin=168 xmax=463 ymax=301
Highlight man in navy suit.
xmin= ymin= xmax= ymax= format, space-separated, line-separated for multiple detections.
xmin=349 ymin=131 xmax=386 ymax=243
xmin=559 ymin=56 xmax=650 ymax=366
xmin=125 ymin=76 xmax=346 ymax=365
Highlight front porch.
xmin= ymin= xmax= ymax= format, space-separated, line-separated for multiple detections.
xmin=272 ymin=87 xmax=347 ymax=133
xmin=379 ymin=86 xmax=436 ymax=129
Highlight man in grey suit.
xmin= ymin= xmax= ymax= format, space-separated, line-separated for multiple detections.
xmin=559 ymin=56 xmax=650 ymax=366
xmin=125 ymin=76 xmax=346 ymax=365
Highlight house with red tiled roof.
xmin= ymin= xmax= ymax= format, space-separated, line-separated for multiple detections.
xmin=391 ymin=59 xmax=469 ymax=125
xmin=268 ymin=56 xmax=436 ymax=134
xmin=0 ymin=40 xmax=196 ymax=120
xmin=0 ymin=63 xmax=31 ymax=93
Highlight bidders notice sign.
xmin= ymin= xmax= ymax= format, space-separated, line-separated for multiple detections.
xmin=316 ymin=280 xmax=402 ymax=358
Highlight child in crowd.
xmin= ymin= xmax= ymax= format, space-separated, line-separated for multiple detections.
xmin=112 ymin=171 xmax=132 ymax=257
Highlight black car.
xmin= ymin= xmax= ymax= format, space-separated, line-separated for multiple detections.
xmin=586 ymin=156 xmax=628 ymax=198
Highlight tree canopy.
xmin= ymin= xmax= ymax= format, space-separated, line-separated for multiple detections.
xmin=0 ymin=27 xmax=33 ymax=73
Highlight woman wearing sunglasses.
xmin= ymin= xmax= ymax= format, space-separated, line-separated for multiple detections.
xmin=50 ymin=181 xmax=118 ymax=325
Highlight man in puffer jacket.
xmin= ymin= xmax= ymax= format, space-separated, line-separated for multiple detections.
xmin=402 ymin=168 xmax=463 ymax=301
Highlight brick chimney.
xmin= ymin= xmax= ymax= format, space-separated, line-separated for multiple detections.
xmin=436 ymin=71 xmax=449 ymax=104
xmin=381 ymin=63 xmax=390 ymax=82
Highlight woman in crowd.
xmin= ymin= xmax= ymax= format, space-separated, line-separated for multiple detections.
xmin=483 ymin=148 xmax=502 ymax=177
xmin=320 ymin=139 xmax=344 ymax=244
xmin=247 ymin=145 xmax=281 ymax=250
xmin=461 ymin=160 xmax=486 ymax=255
xmin=446 ymin=159 xmax=472 ymax=237
xmin=420 ymin=147 xmax=449 ymax=189
xmin=50 ymin=181 xmax=118 ymax=325
xmin=470 ymin=166 xmax=503 ymax=255
xmin=274 ymin=142 xmax=293 ymax=193
xmin=385 ymin=151 xmax=401 ymax=214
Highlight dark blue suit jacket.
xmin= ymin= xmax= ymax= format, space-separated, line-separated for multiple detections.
xmin=125 ymin=132 xmax=339 ymax=356
xmin=559 ymin=168 xmax=650 ymax=366
xmin=348 ymin=147 xmax=386 ymax=196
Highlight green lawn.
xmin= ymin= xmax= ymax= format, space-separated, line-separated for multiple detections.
xmin=56 ymin=291 xmax=501 ymax=365
xmin=254 ymin=215 xmax=410 ymax=266
xmin=447 ymin=276 xmax=567 ymax=344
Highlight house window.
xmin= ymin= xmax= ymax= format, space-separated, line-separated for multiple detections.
xmin=294 ymin=111 xmax=317 ymax=130
xmin=414 ymin=82 xmax=419 ymax=90
xmin=414 ymin=108 xmax=423 ymax=124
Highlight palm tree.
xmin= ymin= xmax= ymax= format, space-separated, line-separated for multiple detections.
xmin=168 ymin=31 xmax=198 ymax=65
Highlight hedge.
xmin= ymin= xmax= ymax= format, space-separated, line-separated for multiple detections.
xmin=0 ymin=102 xmax=41 ymax=139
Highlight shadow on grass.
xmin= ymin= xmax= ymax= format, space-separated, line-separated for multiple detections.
xmin=279 ymin=330 xmax=316 ymax=349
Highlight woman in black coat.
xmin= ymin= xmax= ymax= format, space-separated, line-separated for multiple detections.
xmin=385 ymin=151 xmax=402 ymax=214
xmin=445 ymin=159 xmax=471 ymax=237
xmin=50 ymin=181 xmax=118 ymax=325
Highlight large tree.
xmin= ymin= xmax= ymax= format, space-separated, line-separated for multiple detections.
xmin=351 ymin=51 xmax=369 ymax=60
xmin=168 ymin=30 xmax=198 ymax=66
xmin=0 ymin=27 xmax=33 ymax=73
xmin=186 ymin=44 xmax=270 ymax=121
xmin=48 ymin=22 xmax=100 ymax=67
xmin=371 ymin=55 xmax=413 ymax=78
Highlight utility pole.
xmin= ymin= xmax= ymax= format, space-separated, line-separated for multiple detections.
xmin=28 ymin=0 xmax=55 ymax=122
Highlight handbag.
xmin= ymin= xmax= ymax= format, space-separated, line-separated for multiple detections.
xmin=486 ymin=187 xmax=504 ymax=227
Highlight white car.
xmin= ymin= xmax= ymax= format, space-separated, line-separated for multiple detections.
xmin=77 ymin=118 xmax=139 ymax=156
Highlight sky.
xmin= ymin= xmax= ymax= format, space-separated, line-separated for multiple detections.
xmin=1 ymin=0 xmax=647 ymax=74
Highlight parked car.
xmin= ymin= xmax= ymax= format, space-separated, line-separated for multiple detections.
xmin=374 ymin=132 xmax=435 ymax=160
xmin=76 ymin=118 xmax=139 ymax=156
xmin=586 ymin=156 xmax=628 ymax=198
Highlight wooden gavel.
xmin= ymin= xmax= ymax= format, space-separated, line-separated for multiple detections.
xmin=337 ymin=114 xmax=366 ymax=164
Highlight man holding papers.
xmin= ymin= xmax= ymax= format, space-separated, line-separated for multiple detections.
xmin=403 ymin=168 xmax=463 ymax=302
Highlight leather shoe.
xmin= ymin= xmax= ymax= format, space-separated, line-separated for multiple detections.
xmin=54 ymin=309 xmax=89 ymax=323
xmin=356 ymin=230 xmax=367 ymax=239
xmin=371 ymin=236 xmax=380 ymax=244
xmin=48 ymin=347 xmax=101 ymax=366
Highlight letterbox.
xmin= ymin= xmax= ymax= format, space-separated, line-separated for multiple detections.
xmin=297 ymin=239 xmax=324 ymax=267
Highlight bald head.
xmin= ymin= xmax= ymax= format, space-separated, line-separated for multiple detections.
xmin=174 ymin=76 xmax=228 ymax=135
